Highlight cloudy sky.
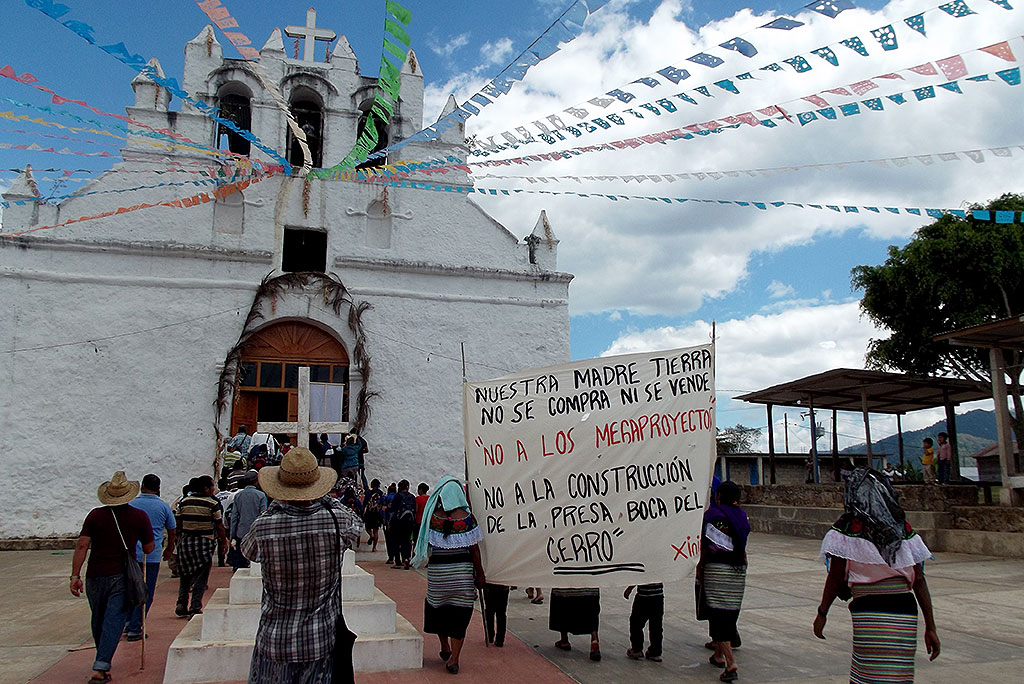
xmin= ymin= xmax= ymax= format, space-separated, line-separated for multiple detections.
xmin=3 ymin=0 xmax=1020 ymax=449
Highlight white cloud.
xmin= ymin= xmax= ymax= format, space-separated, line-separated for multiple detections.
xmin=428 ymin=32 xmax=470 ymax=58
xmin=607 ymin=310 xmax=622 ymax=321
xmin=422 ymin=1 xmax=1024 ymax=319
xmin=480 ymin=37 xmax=515 ymax=68
xmin=766 ymin=280 xmax=795 ymax=298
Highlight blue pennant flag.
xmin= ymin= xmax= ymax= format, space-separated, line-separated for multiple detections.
xmin=886 ymin=93 xmax=907 ymax=104
xmin=885 ymin=207 xmax=901 ymax=214
xmin=806 ymin=1 xmax=854 ymax=17
xmin=839 ymin=102 xmax=861 ymax=116
xmin=938 ymin=0 xmax=977 ymax=17
xmin=720 ymin=37 xmax=758 ymax=57
xmin=844 ymin=206 xmax=859 ymax=213
xmin=783 ymin=56 xmax=813 ymax=72
xmin=865 ymin=207 xmax=881 ymax=213
xmin=736 ymin=72 xmax=754 ymax=80
xmin=871 ymin=25 xmax=899 ymax=51
xmin=996 ymin=67 xmax=1022 ymax=85
xmin=817 ymin=107 xmax=837 ymax=119
xmin=973 ymin=210 xmax=992 ymax=220
xmin=914 ymin=86 xmax=936 ymax=100
xmin=761 ymin=119 xmax=778 ymax=127
xmin=760 ymin=63 xmax=783 ymax=72
xmin=906 ymin=208 xmax=922 ymax=215
xmin=714 ymin=79 xmax=740 ymax=94
xmin=996 ymin=210 xmax=1017 ymax=223
xmin=797 ymin=111 xmax=818 ymax=125
xmin=987 ymin=0 xmax=1013 ymax=8
xmin=840 ymin=37 xmax=869 ymax=56
xmin=827 ymin=205 xmax=841 ymax=212
xmin=687 ymin=53 xmax=724 ymax=68
xmin=632 ymin=77 xmax=660 ymax=88
xmin=753 ymin=202 xmax=767 ymax=210
xmin=862 ymin=97 xmax=884 ymax=110
xmin=904 ymin=14 xmax=926 ymax=36
xmin=950 ymin=210 xmax=967 ymax=218
xmin=966 ymin=74 xmax=991 ymax=82
xmin=674 ymin=92 xmax=698 ymax=105
xmin=812 ymin=47 xmax=839 ymax=66
xmin=938 ymin=82 xmax=963 ymax=94
xmin=926 ymin=209 xmax=945 ymax=218
xmin=695 ymin=86 xmax=712 ymax=97
xmin=761 ymin=17 xmax=805 ymax=30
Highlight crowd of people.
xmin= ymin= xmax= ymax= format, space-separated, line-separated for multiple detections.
xmin=70 ymin=424 xmax=941 ymax=683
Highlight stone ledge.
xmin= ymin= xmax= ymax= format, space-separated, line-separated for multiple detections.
xmin=0 ymin=538 xmax=76 ymax=551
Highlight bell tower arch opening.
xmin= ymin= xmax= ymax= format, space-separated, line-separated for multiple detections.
xmin=287 ymin=87 xmax=324 ymax=169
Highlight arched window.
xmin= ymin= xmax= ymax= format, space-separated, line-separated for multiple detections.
xmin=216 ymin=87 xmax=252 ymax=156
xmin=355 ymin=107 xmax=389 ymax=170
xmin=288 ymin=89 xmax=323 ymax=169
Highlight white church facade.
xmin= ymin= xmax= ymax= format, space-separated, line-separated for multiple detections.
xmin=0 ymin=15 xmax=572 ymax=538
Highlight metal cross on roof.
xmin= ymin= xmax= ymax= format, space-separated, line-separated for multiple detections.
xmin=285 ymin=8 xmax=337 ymax=62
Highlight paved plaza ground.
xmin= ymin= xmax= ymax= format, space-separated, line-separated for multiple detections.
xmin=4 ymin=533 xmax=1023 ymax=683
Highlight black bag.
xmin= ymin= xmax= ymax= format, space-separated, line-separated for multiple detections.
xmin=112 ymin=509 xmax=148 ymax=608
xmin=324 ymin=502 xmax=357 ymax=684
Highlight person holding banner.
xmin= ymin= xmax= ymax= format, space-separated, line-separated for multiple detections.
xmin=412 ymin=476 xmax=486 ymax=675
xmin=549 ymin=587 xmax=602 ymax=661
xmin=697 ymin=481 xmax=750 ymax=683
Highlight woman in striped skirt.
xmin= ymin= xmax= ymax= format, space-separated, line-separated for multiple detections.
xmin=412 ymin=477 xmax=485 ymax=675
xmin=549 ymin=586 xmax=602 ymax=660
xmin=814 ymin=468 xmax=940 ymax=683
xmin=697 ymin=481 xmax=750 ymax=682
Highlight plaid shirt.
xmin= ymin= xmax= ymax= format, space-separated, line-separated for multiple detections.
xmin=241 ymin=496 xmax=363 ymax=662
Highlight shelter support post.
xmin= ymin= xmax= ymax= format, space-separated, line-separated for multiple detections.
xmin=990 ymin=348 xmax=1024 ymax=506
xmin=861 ymin=389 xmax=873 ymax=467
xmin=943 ymin=390 xmax=961 ymax=482
xmin=767 ymin=403 xmax=776 ymax=485
xmin=809 ymin=396 xmax=819 ymax=484
xmin=897 ymin=414 xmax=905 ymax=473
xmin=831 ymin=408 xmax=839 ymax=481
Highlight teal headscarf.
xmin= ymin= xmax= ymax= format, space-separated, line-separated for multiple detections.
xmin=411 ymin=476 xmax=471 ymax=568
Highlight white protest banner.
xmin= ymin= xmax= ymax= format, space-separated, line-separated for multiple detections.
xmin=464 ymin=343 xmax=715 ymax=588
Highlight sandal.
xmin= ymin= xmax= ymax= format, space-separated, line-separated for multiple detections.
xmin=439 ymin=650 xmax=452 ymax=661
xmin=530 ymin=595 xmax=544 ymax=604
xmin=709 ymin=655 xmax=726 ymax=668
xmin=554 ymin=639 xmax=571 ymax=651
xmin=720 ymin=668 xmax=738 ymax=682
xmin=89 ymin=674 xmax=112 ymax=683
xmin=445 ymin=663 xmax=459 ymax=675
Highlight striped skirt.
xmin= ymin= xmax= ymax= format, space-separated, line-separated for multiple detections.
xmin=849 ymin=578 xmax=918 ymax=684
xmin=424 ymin=547 xmax=476 ymax=639
xmin=704 ymin=563 xmax=746 ymax=644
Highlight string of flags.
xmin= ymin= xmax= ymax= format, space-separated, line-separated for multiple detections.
xmin=22 ymin=0 xmax=292 ymax=170
xmin=472 ymin=145 xmax=1024 ymax=184
xmin=469 ymin=63 xmax=1023 ymax=170
xmin=352 ymin=0 xmax=607 ymax=170
xmin=471 ymin=0 xmax=1016 ymax=156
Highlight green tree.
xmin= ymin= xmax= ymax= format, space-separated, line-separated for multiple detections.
xmin=851 ymin=192 xmax=1024 ymax=448
xmin=717 ymin=424 xmax=762 ymax=454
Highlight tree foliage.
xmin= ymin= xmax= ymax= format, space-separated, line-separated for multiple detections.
xmin=851 ymin=193 xmax=1024 ymax=446
xmin=717 ymin=424 xmax=762 ymax=454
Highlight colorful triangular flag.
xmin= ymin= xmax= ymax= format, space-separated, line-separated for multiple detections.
xmin=761 ymin=18 xmax=805 ymax=30
xmin=720 ymin=37 xmax=758 ymax=57
xmin=805 ymin=1 xmax=854 ymax=18
xmin=937 ymin=55 xmax=967 ymax=80
xmin=871 ymin=25 xmax=898 ymax=51
xmin=980 ymin=41 xmax=1016 ymax=61
xmin=840 ymin=37 xmax=869 ymax=57
xmin=812 ymin=47 xmax=839 ymax=66
xmin=938 ymin=0 xmax=976 ymax=17
xmin=783 ymin=55 xmax=813 ymax=72
xmin=904 ymin=14 xmax=926 ymax=36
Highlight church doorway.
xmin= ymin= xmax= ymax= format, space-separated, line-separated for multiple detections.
xmin=230 ymin=320 xmax=349 ymax=446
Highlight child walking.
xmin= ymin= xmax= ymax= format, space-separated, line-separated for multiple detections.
xmin=624 ymin=583 xmax=664 ymax=661
xmin=483 ymin=583 xmax=511 ymax=647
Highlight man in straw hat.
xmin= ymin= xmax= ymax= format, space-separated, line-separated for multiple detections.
xmin=242 ymin=447 xmax=364 ymax=684
xmin=70 ymin=471 xmax=155 ymax=684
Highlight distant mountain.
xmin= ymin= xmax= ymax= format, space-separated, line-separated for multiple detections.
xmin=840 ymin=409 xmax=997 ymax=468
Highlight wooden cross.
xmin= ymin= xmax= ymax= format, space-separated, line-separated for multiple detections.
xmin=257 ymin=366 xmax=348 ymax=449
xmin=284 ymin=8 xmax=337 ymax=62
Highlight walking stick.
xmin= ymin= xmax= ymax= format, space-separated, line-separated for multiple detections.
xmin=140 ymin=563 xmax=147 ymax=670
xmin=478 ymin=587 xmax=490 ymax=647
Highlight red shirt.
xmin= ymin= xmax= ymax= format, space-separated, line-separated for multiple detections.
xmin=80 ymin=505 xmax=154 ymax=578
xmin=414 ymin=495 xmax=429 ymax=524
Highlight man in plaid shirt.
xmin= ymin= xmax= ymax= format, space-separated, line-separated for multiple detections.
xmin=242 ymin=447 xmax=364 ymax=684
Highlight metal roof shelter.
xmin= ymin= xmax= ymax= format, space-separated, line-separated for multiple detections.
xmin=736 ymin=368 xmax=991 ymax=484
xmin=935 ymin=315 xmax=1024 ymax=506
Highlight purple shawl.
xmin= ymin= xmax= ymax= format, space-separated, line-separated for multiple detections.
xmin=704 ymin=502 xmax=751 ymax=553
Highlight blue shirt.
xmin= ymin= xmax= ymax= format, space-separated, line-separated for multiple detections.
xmin=130 ymin=493 xmax=176 ymax=563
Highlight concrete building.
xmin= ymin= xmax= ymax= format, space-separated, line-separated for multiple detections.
xmin=0 ymin=16 xmax=572 ymax=538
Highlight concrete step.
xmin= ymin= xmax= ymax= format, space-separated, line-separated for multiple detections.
xmin=744 ymin=505 xmax=951 ymax=530
xmin=202 ymin=587 xmax=398 ymax=641
xmin=164 ymin=612 xmax=423 ymax=683
xmin=229 ymin=565 xmax=376 ymax=603
xmin=931 ymin=528 xmax=1024 ymax=558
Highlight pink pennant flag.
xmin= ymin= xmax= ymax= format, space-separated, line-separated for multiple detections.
xmin=909 ymin=63 xmax=938 ymax=76
xmin=850 ymin=80 xmax=878 ymax=95
xmin=736 ymin=112 xmax=760 ymax=126
xmin=757 ymin=105 xmax=780 ymax=116
xmin=803 ymin=95 xmax=829 ymax=107
xmin=874 ymin=73 xmax=904 ymax=80
xmin=937 ymin=55 xmax=967 ymax=81
xmin=980 ymin=41 xmax=1016 ymax=62
xmin=683 ymin=124 xmax=702 ymax=132
xmin=824 ymin=87 xmax=853 ymax=96
xmin=720 ymin=116 xmax=741 ymax=125
xmin=0 ymin=64 xmax=14 ymax=79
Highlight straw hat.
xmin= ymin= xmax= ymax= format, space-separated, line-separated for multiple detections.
xmin=97 ymin=471 xmax=140 ymax=506
xmin=258 ymin=447 xmax=336 ymax=501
